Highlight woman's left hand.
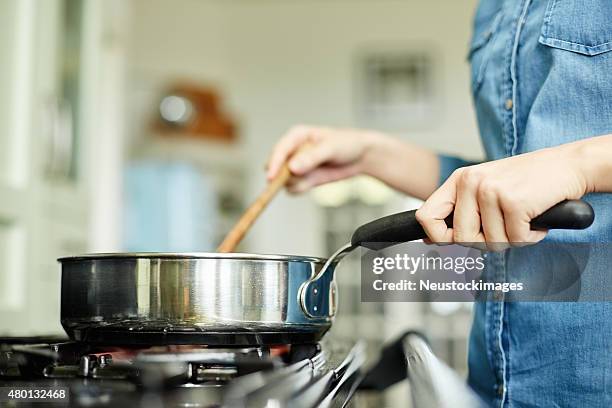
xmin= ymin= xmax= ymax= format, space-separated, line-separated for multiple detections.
xmin=415 ymin=143 xmax=590 ymax=249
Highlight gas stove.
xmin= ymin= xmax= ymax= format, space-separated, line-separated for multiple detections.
xmin=0 ymin=332 xmax=482 ymax=407
xmin=0 ymin=337 xmax=365 ymax=407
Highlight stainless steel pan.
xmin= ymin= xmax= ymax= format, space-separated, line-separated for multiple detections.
xmin=59 ymin=253 xmax=335 ymax=345
xmin=58 ymin=200 xmax=594 ymax=346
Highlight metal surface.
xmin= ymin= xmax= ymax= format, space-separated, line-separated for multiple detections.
xmin=299 ymin=243 xmax=356 ymax=318
xmin=59 ymin=252 xmax=326 ymax=262
xmin=59 ymin=253 xmax=335 ymax=345
xmin=403 ymin=334 xmax=485 ymax=408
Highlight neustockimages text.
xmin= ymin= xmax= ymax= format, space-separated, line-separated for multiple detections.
xmin=372 ymin=279 xmax=524 ymax=293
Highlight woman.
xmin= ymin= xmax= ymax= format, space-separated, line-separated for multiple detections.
xmin=266 ymin=1 xmax=612 ymax=406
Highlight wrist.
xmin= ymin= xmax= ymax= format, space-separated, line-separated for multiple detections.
xmin=566 ymin=135 xmax=612 ymax=194
xmin=355 ymin=131 xmax=439 ymax=199
xmin=359 ymin=130 xmax=394 ymax=177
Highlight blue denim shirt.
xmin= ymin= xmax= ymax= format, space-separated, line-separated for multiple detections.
xmin=439 ymin=0 xmax=612 ymax=406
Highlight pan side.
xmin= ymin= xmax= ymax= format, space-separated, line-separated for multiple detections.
xmin=59 ymin=256 xmax=333 ymax=344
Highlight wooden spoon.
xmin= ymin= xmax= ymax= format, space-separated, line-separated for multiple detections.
xmin=217 ymin=162 xmax=293 ymax=253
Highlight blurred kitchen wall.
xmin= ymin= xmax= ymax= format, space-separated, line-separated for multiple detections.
xmin=124 ymin=0 xmax=482 ymax=257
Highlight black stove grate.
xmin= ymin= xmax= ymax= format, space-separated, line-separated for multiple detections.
xmin=0 ymin=336 xmax=364 ymax=407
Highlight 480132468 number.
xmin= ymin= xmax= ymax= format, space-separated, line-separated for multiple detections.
xmin=1 ymin=387 xmax=68 ymax=401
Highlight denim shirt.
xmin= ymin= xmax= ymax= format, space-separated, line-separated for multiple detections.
xmin=439 ymin=0 xmax=612 ymax=406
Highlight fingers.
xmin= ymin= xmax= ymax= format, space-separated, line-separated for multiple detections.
xmin=417 ymin=167 xmax=535 ymax=250
xmin=288 ymin=142 xmax=334 ymax=176
xmin=453 ymin=168 xmax=485 ymax=244
xmin=415 ymin=171 xmax=458 ymax=243
xmin=502 ymin=201 xmax=548 ymax=245
xmin=286 ymin=163 xmax=361 ymax=194
xmin=266 ymin=126 xmax=311 ymax=180
xmin=478 ymin=181 xmax=510 ymax=251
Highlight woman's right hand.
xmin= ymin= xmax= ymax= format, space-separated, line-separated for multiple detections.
xmin=266 ymin=124 xmax=440 ymax=199
xmin=266 ymin=125 xmax=381 ymax=194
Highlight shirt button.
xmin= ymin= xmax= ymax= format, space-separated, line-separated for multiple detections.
xmin=497 ymin=384 xmax=505 ymax=396
xmin=494 ymin=291 xmax=504 ymax=301
xmin=505 ymin=99 xmax=513 ymax=110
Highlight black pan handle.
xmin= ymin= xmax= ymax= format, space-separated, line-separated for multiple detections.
xmin=351 ymin=199 xmax=594 ymax=250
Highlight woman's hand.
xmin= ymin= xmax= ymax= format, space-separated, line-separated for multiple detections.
xmin=266 ymin=125 xmax=378 ymax=193
xmin=267 ymin=125 xmax=440 ymax=199
xmin=415 ymin=143 xmax=591 ymax=248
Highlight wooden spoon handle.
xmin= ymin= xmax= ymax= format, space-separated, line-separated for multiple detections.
xmin=217 ymin=164 xmax=292 ymax=252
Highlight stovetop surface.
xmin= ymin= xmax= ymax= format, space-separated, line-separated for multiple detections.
xmin=0 ymin=336 xmax=365 ymax=407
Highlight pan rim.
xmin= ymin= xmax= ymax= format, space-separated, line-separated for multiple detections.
xmin=58 ymin=252 xmax=328 ymax=264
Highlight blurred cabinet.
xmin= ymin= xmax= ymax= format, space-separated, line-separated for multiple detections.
xmin=137 ymin=136 xmax=246 ymax=250
xmin=0 ymin=0 xmax=125 ymax=335
xmin=0 ymin=1 xmax=31 ymax=317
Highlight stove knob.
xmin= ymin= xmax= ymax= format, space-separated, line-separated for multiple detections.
xmin=78 ymin=355 xmax=97 ymax=377
xmin=98 ymin=354 xmax=112 ymax=367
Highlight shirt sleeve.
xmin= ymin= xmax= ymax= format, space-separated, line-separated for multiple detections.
xmin=438 ymin=154 xmax=478 ymax=186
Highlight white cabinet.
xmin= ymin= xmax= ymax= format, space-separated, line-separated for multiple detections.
xmin=0 ymin=0 xmax=126 ymax=335
xmin=0 ymin=0 xmax=40 ymax=331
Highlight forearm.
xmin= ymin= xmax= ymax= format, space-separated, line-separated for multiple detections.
xmin=360 ymin=132 xmax=440 ymax=201
xmin=571 ymin=134 xmax=612 ymax=193
xmin=354 ymin=132 xmax=612 ymax=203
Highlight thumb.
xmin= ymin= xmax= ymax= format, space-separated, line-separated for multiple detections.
xmin=416 ymin=173 xmax=458 ymax=243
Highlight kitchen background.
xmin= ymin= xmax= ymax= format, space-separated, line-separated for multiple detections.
xmin=0 ymin=0 xmax=482 ymax=405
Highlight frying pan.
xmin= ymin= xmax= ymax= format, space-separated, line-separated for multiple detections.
xmin=58 ymin=200 xmax=594 ymax=346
